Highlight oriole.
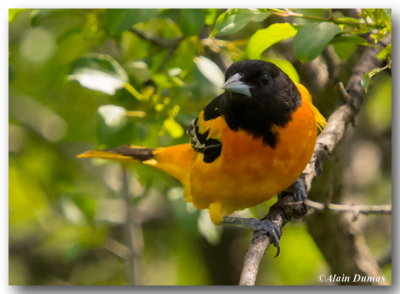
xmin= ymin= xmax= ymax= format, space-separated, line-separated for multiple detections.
xmin=78 ymin=60 xmax=325 ymax=235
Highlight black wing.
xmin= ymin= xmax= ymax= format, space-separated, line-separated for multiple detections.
xmin=187 ymin=95 xmax=224 ymax=163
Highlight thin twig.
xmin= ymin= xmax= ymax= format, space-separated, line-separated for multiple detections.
xmin=337 ymin=81 xmax=351 ymax=103
xmin=271 ymin=8 xmax=385 ymax=29
xmin=305 ymin=199 xmax=392 ymax=215
xmin=238 ymin=36 xmax=390 ymax=285
xmin=130 ymin=28 xmax=174 ymax=48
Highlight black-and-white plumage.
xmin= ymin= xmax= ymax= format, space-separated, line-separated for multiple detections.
xmin=188 ymin=117 xmax=222 ymax=163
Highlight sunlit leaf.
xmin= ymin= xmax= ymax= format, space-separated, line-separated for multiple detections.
xmin=264 ymin=58 xmax=300 ymax=83
xmin=362 ymin=9 xmax=391 ymax=31
xmin=163 ymin=117 xmax=184 ymax=138
xmin=204 ymin=9 xmax=219 ymax=26
xmin=293 ymin=22 xmax=342 ymax=62
xmin=104 ymin=9 xmax=160 ymax=34
xmin=211 ymin=9 xmax=269 ymax=37
xmin=194 ymin=56 xmax=225 ymax=88
xmin=361 ymin=67 xmax=386 ymax=93
xmin=246 ymin=23 xmax=297 ymax=59
xmin=68 ymin=54 xmax=128 ymax=95
xmin=180 ymin=9 xmax=206 ymax=37
xmin=377 ymin=44 xmax=391 ymax=60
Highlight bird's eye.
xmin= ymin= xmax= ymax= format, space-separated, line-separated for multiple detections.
xmin=261 ymin=74 xmax=270 ymax=85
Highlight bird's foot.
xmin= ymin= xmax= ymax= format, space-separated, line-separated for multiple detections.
xmin=221 ymin=216 xmax=281 ymax=256
xmin=294 ymin=176 xmax=307 ymax=202
xmin=277 ymin=176 xmax=308 ymax=219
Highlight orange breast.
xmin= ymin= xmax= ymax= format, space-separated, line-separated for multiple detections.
xmin=189 ymin=99 xmax=317 ymax=223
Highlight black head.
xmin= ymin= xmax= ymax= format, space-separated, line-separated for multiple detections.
xmin=220 ymin=60 xmax=302 ymax=147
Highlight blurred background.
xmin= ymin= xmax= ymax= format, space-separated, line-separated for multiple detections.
xmin=9 ymin=9 xmax=391 ymax=285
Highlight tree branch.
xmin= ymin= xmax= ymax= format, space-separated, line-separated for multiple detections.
xmin=239 ymin=234 xmax=269 ymax=285
xmin=238 ymin=37 xmax=389 ymax=286
xmin=239 ymin=195 xmax=306 ymax=285
xmin=304 ymin=199 xmax=392 ymax=215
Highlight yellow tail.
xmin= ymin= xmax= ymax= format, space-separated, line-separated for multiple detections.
xmin=77 ymin=144 xmax=197 ymax=184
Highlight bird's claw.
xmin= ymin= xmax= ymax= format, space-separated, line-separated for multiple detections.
xmin=254 ymin=219 xmax=281 ymax=257
xmin=221 ymin=216 xmax=282 ymax=256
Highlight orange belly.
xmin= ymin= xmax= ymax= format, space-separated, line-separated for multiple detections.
xmin=188 ymin=100 xmax=317 ymax=222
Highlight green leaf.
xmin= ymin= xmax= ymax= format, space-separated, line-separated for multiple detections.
xmin=246 ymin=23 xmax=298 ymax=59
xmin=362 ymin=9 xmax=391 ymax=29
xmin=104 ymin=9 xmax=160 ymax=34
xmin=180 ymin=9 xmax=206 ymax=37
xmin=68 ymin=53 xmax=128 ymax=95
xmin=330 ymin=33 xmax=368 ymax=61
xmin=194 ymin=56 xmax=225 ymax=88
xmin=361 ymin=67 xmax=385 ymax=93
xmin=211 ymin=9 xmax=269 ymax=37
xmin=264 ymin=58 xmax=300 ymax=83
xmin=330 ymin=33 xmax=368 ymax=45
xmin=333 ymin=42 xmax=357 ymax=60
xmin=204 ymin=9 xmax=219 ymax=26
xmin=377 ymin=44 xmax=391 ymax=60
xmin=293 ymin=22 xmax=342 ymax=62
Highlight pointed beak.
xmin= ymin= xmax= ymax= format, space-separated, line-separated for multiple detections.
xmin=221 ymin=73 xmax=252 ymax=97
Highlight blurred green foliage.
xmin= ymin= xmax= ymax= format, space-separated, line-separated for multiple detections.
xmin=9 ymin=8 xmax=391 ymax=285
